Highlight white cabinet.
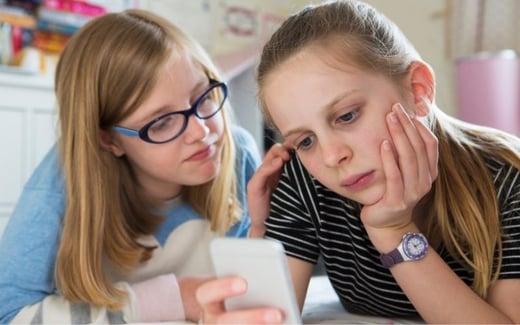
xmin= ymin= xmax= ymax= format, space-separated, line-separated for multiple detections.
xmin=0 ymin=72 xmax=57 ymax=237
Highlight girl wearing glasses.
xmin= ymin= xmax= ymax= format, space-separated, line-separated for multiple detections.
xmin=197 ymin=0 xmax=520 ymax=323
xmin=0 ymin=9 xmax=261 ymax=324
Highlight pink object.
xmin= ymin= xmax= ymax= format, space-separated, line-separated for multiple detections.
xmin=43 ymin=0 xmax=107 ymax=16
xmin=455 ymin=50 xmax=520 ymax=136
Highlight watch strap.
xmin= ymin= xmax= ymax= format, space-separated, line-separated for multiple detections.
xmin=380 ymin=247 xmax=404 ymax=268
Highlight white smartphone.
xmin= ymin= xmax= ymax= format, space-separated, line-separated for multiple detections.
xmin=210 ymin=238 xmax=302 ymax=324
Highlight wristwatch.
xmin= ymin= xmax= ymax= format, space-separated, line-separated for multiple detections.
xmin=380 ymin=232 xmax=429 ymax=268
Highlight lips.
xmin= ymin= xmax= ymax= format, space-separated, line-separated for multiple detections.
xmin=341 ymin=171 xmax=375 ymax=189
xmin=187 ymin=145 xmax=213 ymax=161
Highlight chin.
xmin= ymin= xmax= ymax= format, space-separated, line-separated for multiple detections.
xmin=358 ymin=188 xmax=385 ymax=205
xmin=196 ymin=161 xmax=221 ymax=184
xmin=339 ymin=187 xmax=384 ymax=206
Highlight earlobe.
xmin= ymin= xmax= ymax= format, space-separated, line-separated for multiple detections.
xmin=99 ymin=129 xmax=125 ymax=157
xmin=408 ymin=61 xmax=435 ymax=117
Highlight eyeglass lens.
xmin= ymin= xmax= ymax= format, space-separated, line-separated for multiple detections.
xmin=146 ymin=84 xmax=225 ymax=143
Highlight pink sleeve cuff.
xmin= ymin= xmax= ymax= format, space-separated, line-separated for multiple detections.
xmin=131 ymin=273 xmax=185 ymax=322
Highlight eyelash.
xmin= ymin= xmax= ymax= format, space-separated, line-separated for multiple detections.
xmin=337 ymin=108 xmax=360 ymax=124
xmin=296 ymin=135 xmax=315 ymax=151
xmin=295 ymin=107 xmax=361 ymax=151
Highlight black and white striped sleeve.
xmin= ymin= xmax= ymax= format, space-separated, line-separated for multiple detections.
xmin=264 ymin=156 xmax=321 ymax=264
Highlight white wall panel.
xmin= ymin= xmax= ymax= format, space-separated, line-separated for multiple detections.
xmin=0 ymin=73 xmax=56 ymax=238
xmin=0 ymin=108 xmax=25 ymax=204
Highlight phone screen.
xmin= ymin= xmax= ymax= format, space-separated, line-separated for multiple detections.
xmin=210 ymin=238 xmax=302 ymax=324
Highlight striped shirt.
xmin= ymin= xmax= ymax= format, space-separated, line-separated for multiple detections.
xmin=265 ymin=153 xmax=520 ymax=317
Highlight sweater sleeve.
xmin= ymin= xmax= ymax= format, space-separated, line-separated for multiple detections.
xmin=8 ymin=287 xmax=129 ymax=324
xmin=131 ymin=273 xmax=185 ymax=322
xmin=8 ymin=276 xmax=183 ymax=324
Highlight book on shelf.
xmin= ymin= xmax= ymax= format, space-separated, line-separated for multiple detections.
xmin=33 ymin=3 xmax=107 ymax=52
xmin=42 ymin=0 xmax=106 ymax=17
xmin=37 ymin=7 xmax=93 ymax=29
xmin=0 ymin=6 xmax=37 ymax=28
xmin=36 ymin=18 xmax=79 ymax=35
xmin=32 ymin=30 xmax=70 ymax=53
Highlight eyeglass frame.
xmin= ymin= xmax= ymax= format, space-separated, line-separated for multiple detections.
xmin=112 ymin=79 xmax=228 ymax=144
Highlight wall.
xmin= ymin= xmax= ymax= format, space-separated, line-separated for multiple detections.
xmin=364 ymin=0 xmax=455 ymax=116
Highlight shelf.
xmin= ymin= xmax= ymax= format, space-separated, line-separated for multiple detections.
xmin=0 ymin=45 xmax=261 ymax=90
xmin=0 ymin=69 xmax=54 ymax=89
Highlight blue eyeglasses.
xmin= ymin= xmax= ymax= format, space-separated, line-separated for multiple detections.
xmin=113 ymin=79 xmax=228 ymax=144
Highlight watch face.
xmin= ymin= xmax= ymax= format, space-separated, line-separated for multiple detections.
xmin=403 ymin=233 xmax=428 ymax=260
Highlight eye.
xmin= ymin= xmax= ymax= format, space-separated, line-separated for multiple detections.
xmin=196 ymin=88 xmax=221 ymax=116
xmin=296 ymin=134 xmax=315 ymax=151
xmin=149 ymin=114 xmax=182 ymax=135
xmin=196 ymin=92 xmax=211 ymax=110
xmin=337 ymin=108 xmax=360 ymax=124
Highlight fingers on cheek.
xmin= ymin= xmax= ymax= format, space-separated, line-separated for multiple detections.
xmin=381 ymin=140 xmax=400 ymax=182
xmin=412 ymin=119 xmax=439 ymax=176
xmin=386 ymin=112 xmax=407 ymax=153
xmin=386 ymin=107 xmax=414 ymax=144
xmin=381 ymin=139 xmax=397 ymax=163
xmin=386 ymin=111 xmax=400 ymax=132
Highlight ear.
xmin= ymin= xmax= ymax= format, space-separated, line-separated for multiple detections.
xmin=407 ymin=61 xmax=435 ymax=117
xmin=99 ymin=129 xmax=125 ymax=157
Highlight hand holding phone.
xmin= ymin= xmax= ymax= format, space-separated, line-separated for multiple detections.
xmin=210 ymin=238 xmax=302 ymax=324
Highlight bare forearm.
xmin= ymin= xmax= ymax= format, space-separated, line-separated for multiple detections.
xmin=368 ymin=224 xmax=513 ymax=323
xmin=248 ymin=224 xmax=266 ymax=238
xmin=392 ymin=249 xmax=512 ymax=323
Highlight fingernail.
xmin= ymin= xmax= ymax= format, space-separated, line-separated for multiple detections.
xmin=231 ymin=279 xmax=247 ymax=293
xmin=264 ymin=310 xmax=282 ymax=323
xmin=272 ymin=157 xmax=282 ymax=166
xmin=382 ymin=140 xmax=391 ymax=151
xmin=388 ymin=112 xmax=398 ymax=123
xmin=395 ymin=103 xmax=414 ymax=119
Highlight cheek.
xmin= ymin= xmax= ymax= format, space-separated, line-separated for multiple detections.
xmin=362 ymin=112 xmax=392 ymax=145
xmin=210 ymin=113 xmax=225 ymax=136
xmin=297 ymin=154 xmax=325 ymax=181
xmin=127 ymin=143 xmax=182 ymax=171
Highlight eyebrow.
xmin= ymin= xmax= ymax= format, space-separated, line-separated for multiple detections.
xmin=140 ymin=77 xmax=209 ymax=122
xmin=281 ymin=88 xmax=360 ymax=138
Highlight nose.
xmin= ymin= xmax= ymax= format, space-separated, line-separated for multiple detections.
xmin=321 ymin=136 xmax=351 ymax=168
xmin=183 ymin=114 xmax=210 ymax=143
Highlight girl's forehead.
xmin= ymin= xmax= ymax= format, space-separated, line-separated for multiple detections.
xmin=267 ymin=48 xmax=363 ymax=85
xmin=164 ymin=51 xmax=203 ymax=78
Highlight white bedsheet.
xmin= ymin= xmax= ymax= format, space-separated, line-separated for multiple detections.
xmin=302 ymin=275 xmax=424 ymax=324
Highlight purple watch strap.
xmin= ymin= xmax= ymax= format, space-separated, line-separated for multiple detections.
xmin=380 ymin=248 xmax=404 ymax=268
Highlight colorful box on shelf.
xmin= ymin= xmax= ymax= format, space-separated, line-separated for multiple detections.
xmin=42 ymin=0 xmax=107 ymax=17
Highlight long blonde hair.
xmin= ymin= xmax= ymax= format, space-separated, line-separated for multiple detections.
xmin=55 ymin=9 xmax=241 ymax=308
xmin=257 ymin=0 xmax=520 ymax=298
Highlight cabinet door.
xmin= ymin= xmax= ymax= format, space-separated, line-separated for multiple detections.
xmin=0 ymin=78 xmax=57 ymax=237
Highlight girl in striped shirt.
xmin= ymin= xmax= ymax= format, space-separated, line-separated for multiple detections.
xmin=197 ymin=1 xmax=520 ymax=323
